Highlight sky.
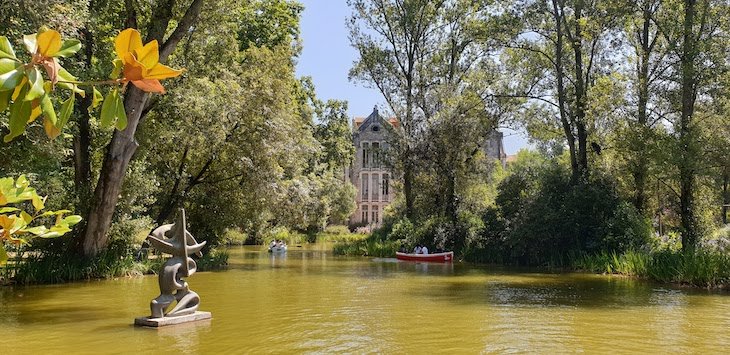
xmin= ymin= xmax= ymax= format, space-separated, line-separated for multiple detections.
xmin=294 ymin=0 xmax=529 ymax=154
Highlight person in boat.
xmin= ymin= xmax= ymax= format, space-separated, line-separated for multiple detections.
xmin=413 ymin=245 xmax=422 ymax=254
xmin=421 ymin=245 xmax=429 ymax=255
xmin=269 ymin=240 xmax=277 ymax=249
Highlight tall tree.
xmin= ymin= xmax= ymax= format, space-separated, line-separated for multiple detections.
xmin=314 ymin=100 xmax=356 ymax=173
xmin=349 ymin=0 xmax=445 ymax=220
xmin=416 ymin=0 xmax=501 ymax=229
xmin=623 ymin=0 xmax=668 ymax=213
xmin=81 ymin=0 xmax=206 ymax=256
xmin=658 ymin=0 xmax=728 ymax=251
xmin=502 ymin=0 xmax=623 ymax=181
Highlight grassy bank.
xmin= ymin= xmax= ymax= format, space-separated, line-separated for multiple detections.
xmin=331 ymin=232 xmax=401 ymax=257
xmin=1 ymin=247 xmax=229 ymax=285
xmin=224 ymin=225 xmax=364 ymax=246
xmin=571 ymin=249 xmax=730 ymax=288
xmin=331 ymin=230 xmax=730 ymax=288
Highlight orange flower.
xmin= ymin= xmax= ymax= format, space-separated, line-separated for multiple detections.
xmin=114 ymin=29 xmax=183 ymax=93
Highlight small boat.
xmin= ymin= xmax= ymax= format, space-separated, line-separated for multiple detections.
xmin=395 ymin=251 xmax=454 ymax=262
xmin=268 ymin=245 xmax=287 ymax=253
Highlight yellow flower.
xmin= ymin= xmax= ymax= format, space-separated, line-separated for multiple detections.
xmin=114 ymin=28 xmax=183 ymax=93
xmin=0 ymin=214 xmax=22 ymax=242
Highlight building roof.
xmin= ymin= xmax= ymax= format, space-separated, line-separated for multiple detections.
xmin=354 ymin=106 xmax=399 ymax=130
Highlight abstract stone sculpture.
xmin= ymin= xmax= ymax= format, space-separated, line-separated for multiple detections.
xmin=134 ymin=209 xmax=211 ymax=327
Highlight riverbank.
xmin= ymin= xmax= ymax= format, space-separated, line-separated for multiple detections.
xmin=330 ymin=233 xmax=730 ymax=289
xmin=571 ymin=249 xmax=730 ymax=289
xmin=0 ymin=247 xmax=229 ymax=285
xmin=0 ymin=226 xmax=360 ymax=285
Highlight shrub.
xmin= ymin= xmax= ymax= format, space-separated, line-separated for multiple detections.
xmin=486 ymin=162 xmax=652 ymax=266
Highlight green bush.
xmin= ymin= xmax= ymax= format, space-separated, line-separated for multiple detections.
xmin=480 ymin=163 xmax=651 ymax=266
xmin=196 ymin=247 xmax=229 ymax=271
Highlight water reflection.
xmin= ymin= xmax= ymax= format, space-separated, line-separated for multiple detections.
xmin=0 ymin=244 xmax=728 ymax=353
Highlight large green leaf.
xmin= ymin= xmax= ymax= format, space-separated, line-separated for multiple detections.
xmin=24 ymin=67 xmax=45 ymax=101
xmin=57 ymin=93 xmax=75 ymax=130
xmin=0 ymin=36 xmax=16 ymax=60
xmin=40 ymin=92 xmax=56 ymax=125
xmin=22 ymin=225 xmax=48 ymax=236
xmin=100 ymin=88 xmax=126 ymax=129
xmin=54 ymin=39 xmax=81 ymax=57
xmin=56 ymin=67 xmax=84 ymax=96
xmin=115 ymin=93 xmax=127 ymax=130
xmin=0 ymin=245 xmax=7 ymax=264
xmin=4 ymin=89 xmax=31 ymax=142
xmin=23 ymin=34 xmax=37 ymax=55
xmin=39 ymin=231 xmax=62 ymax=239
xmin=0 ymin=89 xmax=10 ymax=112
xmin=0 ymin=58 xmax=24 ymax=91
xmin=62 ymin=215 xmax=82 ymax=226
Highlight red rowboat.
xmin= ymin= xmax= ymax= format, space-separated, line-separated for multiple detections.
xmin=395 ymin=251 xmax=454 ymax=263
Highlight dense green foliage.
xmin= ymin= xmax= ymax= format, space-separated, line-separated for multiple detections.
xmin=0 ymin=0 xmax=728 ymax=288
xmin=0 ymin=0 xmax=355 ymax=283
xmin=344 ymin=0 xmax=729 ymax=287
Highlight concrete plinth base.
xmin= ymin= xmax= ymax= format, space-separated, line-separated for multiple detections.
xmin=134 ymin=311 xmax=212 ymax=327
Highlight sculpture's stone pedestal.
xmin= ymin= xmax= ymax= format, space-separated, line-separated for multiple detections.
xmin=134 ymin=311 xmax=212 ymax=327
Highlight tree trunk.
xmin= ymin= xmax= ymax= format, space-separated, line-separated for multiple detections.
xmin=403 ymin=155 xmax=414 ymax=220
xmin=551 ymin=0 xmax=578 ymax=177
xmin=679 ymin=0 xmax=698 ymax=253
xmin=633 ymin=4 xmax=653 ymax=214
xmin=572 ymin=1 xmax=589 ymax=181
xmin=78 ymin=0 xmax=205 ymax=257
xmin=722 ymin=169 xmax=728 ymax=224
xmin=82 ymin=88 xmax=148 ymax=256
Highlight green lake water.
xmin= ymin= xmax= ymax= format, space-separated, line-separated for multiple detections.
xmin=1 ymin=244 xmax=729 ymax=354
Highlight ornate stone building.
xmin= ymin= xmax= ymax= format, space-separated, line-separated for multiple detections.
xmin=346 ymin=107 xmax=506 ymax=226
xmin=345 ymin=107 xmax=397 ymax=226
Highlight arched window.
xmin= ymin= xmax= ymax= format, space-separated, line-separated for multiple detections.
xmin=382 ymin=174 xmax=389 ymax=198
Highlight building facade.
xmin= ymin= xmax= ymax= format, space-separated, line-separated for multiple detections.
xmin=347 ymin=107 xmax=506 ymax=226
xmin=346 ymin=107 xmax=398 ymax=226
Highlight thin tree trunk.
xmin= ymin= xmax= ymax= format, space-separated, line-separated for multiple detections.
xmin=572 ymin=1 xmax=589 ymax=181
xmin=633 ymin=3 xmax=655 ymax=214
xmin=679 ymin=0 xmax=698 ymax=253
xmin=722 ymin=169 xmax=728 ymax=224
xmin=551 ymin=0 xmax=578 ymax=178
xmin=403 ymin=154 xmax=414 ymax=220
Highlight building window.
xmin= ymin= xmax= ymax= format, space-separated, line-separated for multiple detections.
xmin=371 ymin=173 xmax=379 ymax=201
xmin=362 ymin=173 xmax=369 ymax=200
xmin=372 ymin=142 xmax=380 ymax=167
xmin=382 ymin=174 xmax=389 ymax=198
xmin=372 ymin=125 xmax=380 ymax=132
xmin=362 ymin=205 xmax=369 ymax=223
xmin=362 ymin=142 xmax=369 ymax=168
xmin=372 ymin=205 xmax=378 ymax=224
